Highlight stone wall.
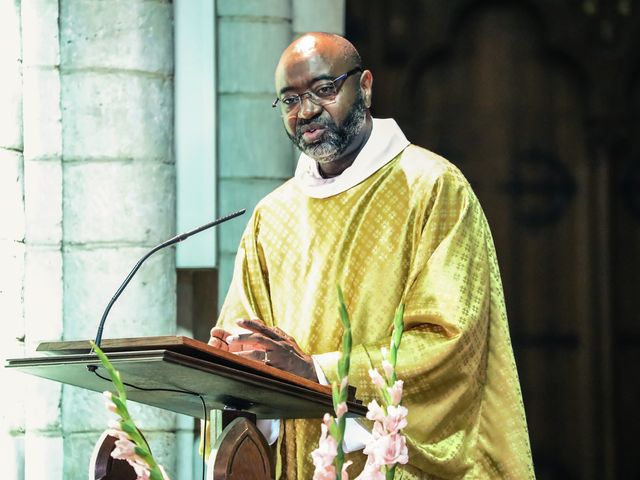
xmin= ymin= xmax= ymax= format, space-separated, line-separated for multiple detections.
xmin=0 ymin=0 xmax=26 ymax=478
xmin=59 ymin=1 xmax=178 ymax=476
xmin=21 ymin=1 xmax=65 ymax=477
xmin=216 ymin=0 xmax=346 ymax=303
xmin=0 ymin=0 xmax=346 ymax=477
xmin=0 ymin=0 xmax=179 ymax=478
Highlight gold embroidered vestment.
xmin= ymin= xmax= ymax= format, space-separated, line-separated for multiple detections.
xmin=218 ymin=145 xmax=535 ymax=479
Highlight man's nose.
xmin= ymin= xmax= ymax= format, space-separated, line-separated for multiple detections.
xmin=297 ymin=95 xmax=322 ymax=120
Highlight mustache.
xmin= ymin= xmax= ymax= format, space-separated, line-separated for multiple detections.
xmin=295 ymin=116 xmax=335 ymax=136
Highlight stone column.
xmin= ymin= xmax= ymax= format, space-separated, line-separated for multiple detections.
xmin=57 ymin=0 xmax=177 ymax=477
xmin=292 ymin=0 xmax=346 ymax=37
xmin=215 ymin=0 xmax=347 ymax=303
xmin=0 ymin=1 xmax=26 ymax=479
xmin=21 ymin=0 xmax=65 ymax=478
xmin=216 ymin=0 xmax=296 ymax=302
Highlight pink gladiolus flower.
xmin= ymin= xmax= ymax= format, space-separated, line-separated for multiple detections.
xmin=387 ymin=380 xmax=404 ymax=406
xmin=112 ymin=437 xmax=137 ymax=460
xmin=382 ymin=359 xmax=394 ymax=382
xmin=363 ymin=432 xmax=409 ymax=466
xmin=107 ymin=428 xmax=157 ymax=480
xmin=106 ymin=427 xmax=128 ymax=442
xmin=368 ymin=369 xmax=386 ymax=389
xmin=313 ymin=464 xmax=336 ymax=480
xmin=371 ymin=420 xmax=386 ymax=440
xmin=103 ymin=391 xmax=118 ymax=414
xmin=354 ymin=458 xmax=385 ymax=480
xmin=336 ymin=402 xmax=348 ymax=418
xmin=365 ymin=399 xmax=386 ymax=423
xmin=323 ymin=413 xmax=333 ymax=427
xmin=130 ymin=461 xmax=151 ymax=480
xmin=383 ymin=405 xmax=408 ymax=433
xmin=341 ymin=460 xmax=353 ymax=479
xmin=311 ymin=416 xmax=338 ymax=476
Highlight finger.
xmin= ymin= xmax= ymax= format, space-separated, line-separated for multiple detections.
xmin=228 ymin=334 xmax=282 ymax=352
xmin=236 ymin=319 xmax=285 ymax=341
xmin=227 ymin=332 xmax=263 ymax=342
xmin=210 ymin=327 xmax=231 ymax=342
xmin=272 ymin=326 xmax=293 ymax=341
xmin=270 ymin=326 xmax=306 ymax=356
xmin=271 ymin=326 xmax=304 ymax=353
xmin=228 ymin=339 xmax=265 ymax=352
xmin=235 ymin=349 xmax=269 ymax=364
xmin=238 ymin=321 xmax=303 ymax=356
xmin=208 ymin=337 xmax=229 ymax=351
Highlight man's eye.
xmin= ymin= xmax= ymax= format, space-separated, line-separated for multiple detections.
xmin=315 ymin=84 xmax=337 ymax=97
xmin=282 ymin=96 xmax=299 ymax=106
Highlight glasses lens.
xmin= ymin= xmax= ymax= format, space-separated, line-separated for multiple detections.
xmin=312 ymin=81 xmax=338 ymax=102
xmin=275 ymin=74 xmax=347 ymax=115
xmin=278 ymin=95 xmax=299 ymax=112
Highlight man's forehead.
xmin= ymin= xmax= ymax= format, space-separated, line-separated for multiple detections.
xmin=275 ymin=50 xmax=345 ymax=91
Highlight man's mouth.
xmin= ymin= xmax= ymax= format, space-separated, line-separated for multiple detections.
xmin=300 ymin=125 xmax=327 ymax=144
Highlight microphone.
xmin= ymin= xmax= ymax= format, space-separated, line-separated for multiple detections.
xmin=92 ymin=208 xmax=246 ymax=348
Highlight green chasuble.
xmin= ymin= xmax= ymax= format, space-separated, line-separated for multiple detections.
xmin=217 ymin=145 xmax=535 ymax=479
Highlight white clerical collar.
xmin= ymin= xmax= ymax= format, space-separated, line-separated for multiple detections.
xmin=294 ymin=118 xmax=410 ymax=198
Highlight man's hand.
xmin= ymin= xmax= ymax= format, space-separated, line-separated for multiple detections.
xmin=209 ymin=326 xmax=233 ymax=351
xmin=209 ymin=319 xmax=318 ymax=382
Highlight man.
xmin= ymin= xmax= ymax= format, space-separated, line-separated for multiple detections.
xmin=209 ymin=32 xmax=534 ymax=479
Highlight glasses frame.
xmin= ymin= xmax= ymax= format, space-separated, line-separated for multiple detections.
xmin=272 ymin=67 xmax=363 ymax=112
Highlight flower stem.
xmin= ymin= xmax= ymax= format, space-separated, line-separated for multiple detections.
xmin=386 ymin=465 xmax=396 ymax=479
xmin=91 ymin=341 xmax=166 ymax=480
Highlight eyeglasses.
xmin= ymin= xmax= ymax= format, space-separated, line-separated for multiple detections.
xmin=272 ymin=67 xmax=362 ymax=115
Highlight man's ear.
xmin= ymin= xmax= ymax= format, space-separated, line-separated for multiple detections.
xmin=360 ymin=69 xmax=373 ymax=108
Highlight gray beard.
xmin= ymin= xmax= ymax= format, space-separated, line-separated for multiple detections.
xmin=287 ymin=92 xmax=367 ymax=164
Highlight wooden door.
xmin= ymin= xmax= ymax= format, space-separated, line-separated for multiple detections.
xmin=347 ymin=1 xmax=640 ymax=478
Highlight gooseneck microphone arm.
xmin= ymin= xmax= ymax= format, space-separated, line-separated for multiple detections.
xmin=93 ymin=208 xmax=246 ymax=348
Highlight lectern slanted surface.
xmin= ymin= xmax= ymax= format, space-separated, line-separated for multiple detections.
xmin=7 ymin=336 xmax=367 ymax=419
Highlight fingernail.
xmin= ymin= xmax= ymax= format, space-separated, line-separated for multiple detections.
xmin=228 ymin=335 xmax=239 ymax=343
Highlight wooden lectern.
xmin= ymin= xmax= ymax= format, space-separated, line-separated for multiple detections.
xmin=6 ymin=336 xmax=366 ymax=479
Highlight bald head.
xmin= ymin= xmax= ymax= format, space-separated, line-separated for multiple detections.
xmin=276 ymin=32 xmax=362 ymax=75
xmin=275 ymin=33 xmax=361 ymax=80
xmin=273 ymin=33 xmax=374 ymax=176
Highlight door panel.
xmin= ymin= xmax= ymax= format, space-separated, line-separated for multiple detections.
xmin=346 ymin=1 xmax=639 ymax=478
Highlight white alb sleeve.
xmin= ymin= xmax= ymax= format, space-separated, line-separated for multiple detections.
xmin=311 ymin=355 xmax=371 ymax=453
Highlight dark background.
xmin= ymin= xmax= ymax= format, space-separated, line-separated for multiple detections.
xmin=345 ymin=1 xmax=640 ymax=478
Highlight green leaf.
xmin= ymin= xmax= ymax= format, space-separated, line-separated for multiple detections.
xmin=337 ymin=357 xmax=346 ymax=380
xmin=382 ymin=387 xmax=392 ymax=406
xmin=339 ymin=385 xmax=348 ymax=403
xmin=331 ymin=381 xmax=340 ymax=410
xmin=328 ymin=418 xmax=340 ymax=439
xmin=341 ymin=332 xmax=351 ymax=370
xmin=337 ymin=415 xmax=346 ymax=438
xmin=134 ymin=445 xmax=152 ymax=460
xmin=149 ymin=470 xmax=165 ymax=480
xmin=337 ymin=286 xmax=351 ymax=331
xmin=111 ymin=396 xmax=130 ymax=419
xmin=119 ymin=420 xmax=138 ymax=437
xmin=388 ymin=303 xmax=404 ymax=385
xmin=393 ymin=304 xmax=404 ymax=350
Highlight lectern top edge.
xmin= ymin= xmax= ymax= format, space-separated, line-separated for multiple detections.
xmin=34 ymin=335 xmax=359 ymax=401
